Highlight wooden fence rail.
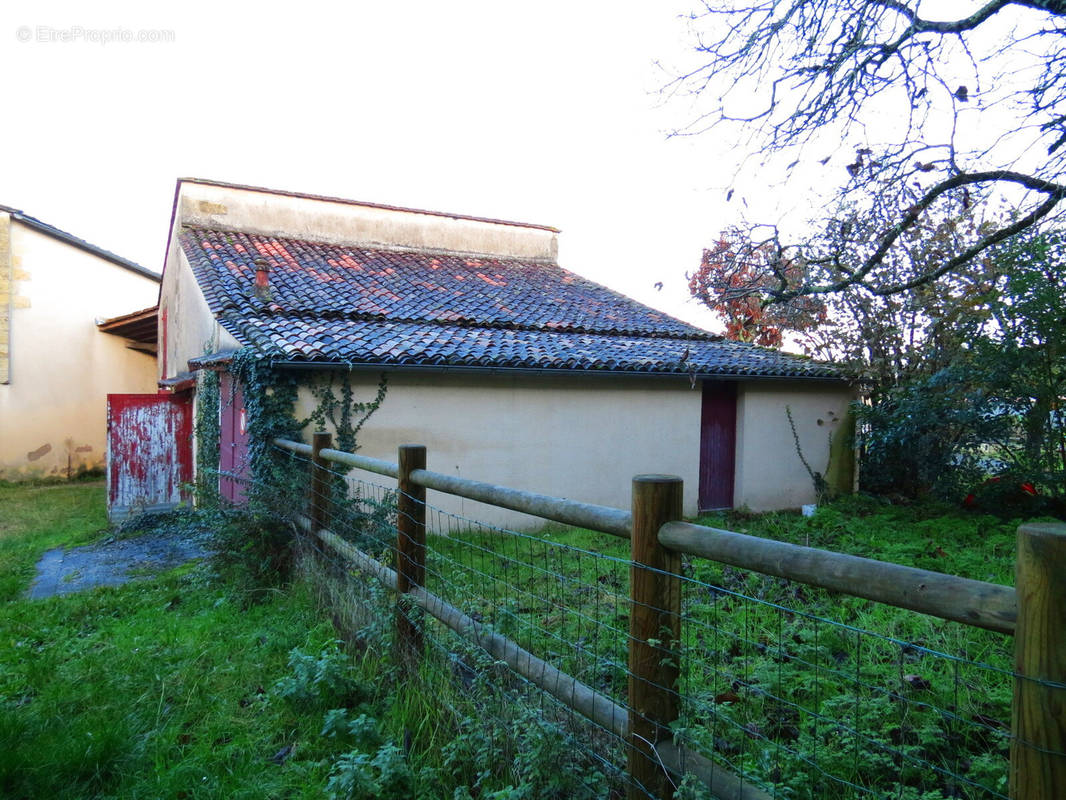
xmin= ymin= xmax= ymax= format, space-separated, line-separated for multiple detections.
xmin=272 ymin=436 xmax=1064 ymax=800
xmin=659 ymin=521 xmax=1017 ymax=634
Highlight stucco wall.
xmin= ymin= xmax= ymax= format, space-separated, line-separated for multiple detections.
xmin=0 ymin=223 xmax=160 ymax=479
xmin=293 ymin=371 xmax=704 ymax=529
xmin=175 ymin=181 xmax=558 ymax=262
xmin=284 ymin=371 xmax=855 ymax=529
xmin=0 ymin=213 xmax=12 ymax=384
xmin=158 ymin=244 xmax=239 ymax=381
xmin=734 ymin=381 xmax=855 ymax=511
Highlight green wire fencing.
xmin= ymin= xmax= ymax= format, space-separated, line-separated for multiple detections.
xmin=253 ymin=433 xmax=1065 ymax=800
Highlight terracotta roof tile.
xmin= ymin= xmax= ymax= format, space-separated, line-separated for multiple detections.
xmin=181 ymin=227 xmax=840 ymax=379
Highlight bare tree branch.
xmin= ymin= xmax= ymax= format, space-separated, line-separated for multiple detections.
xmin=675 ymin=0 xmax=1066 ymax=302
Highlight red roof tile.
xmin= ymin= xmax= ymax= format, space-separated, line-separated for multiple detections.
xmin=180 ymin=227 xmax=840 ymax=379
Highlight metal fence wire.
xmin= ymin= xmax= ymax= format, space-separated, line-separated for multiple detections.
xmin=246 ymin=446 xmax=1026 ymax=800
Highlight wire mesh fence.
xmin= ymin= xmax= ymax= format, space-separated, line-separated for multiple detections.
xmin=290 ymin=461 xmax=639 ymax=797
xmin=232 ymin=443 xmax=1029 ymax=799
xmin=674 ymin=567 xmax=1013 ymax=799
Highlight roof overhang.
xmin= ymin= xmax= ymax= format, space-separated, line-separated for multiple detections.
xmin=267 ymin=359 xmax=853 ymax=384
xmin=187 ymin=349 xmax=239 ymax=372
xmin=158 ymin=371 xmax=197 ymax=392
xmin=96 ymin=305 xmax=159 ymax=346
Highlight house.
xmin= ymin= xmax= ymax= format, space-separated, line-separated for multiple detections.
xmin=0 ymin=205 xmax=160 ymax=481
xmin=158 ymin=178 xmax=854 ymax=526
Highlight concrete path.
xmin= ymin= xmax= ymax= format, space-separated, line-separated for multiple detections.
xmin=27 ymin=530 xmax=213 ymax=599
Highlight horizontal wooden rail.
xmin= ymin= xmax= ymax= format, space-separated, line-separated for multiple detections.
xmin=275 ymin=437 xmax=630 ymax=537
xmin=320 ymin=447 xmax=399 ymax=479
xmin=296 ymin=515 xmax=627 ymax=735
xmin=409 ymin=467 xmax=632 ymax=538
xmin=659 ymin=521 xmax=1017 ymax=635
xmin=275 ymin=437 xmax=399 ymax=478
xmin=274 ymin=439 xmax=313 ymax=457
xmin=279 ymin=437 xmax=1015 ymax=634
xmin=298 ymin=514 xmax=769 ymax=800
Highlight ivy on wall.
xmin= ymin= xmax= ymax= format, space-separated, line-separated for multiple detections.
xmin=194 ymin=368 xmax=220 ymax=504
xmin=302 ymin=372 xmax=389 ymax=456
xmin=196 ymin=350 xmax=389 ymax=504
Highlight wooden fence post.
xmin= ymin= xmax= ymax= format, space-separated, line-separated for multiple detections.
xmin=396 ymin=444 xmax=427 ymax=666
xmin=629 ymin=474 xmax=683 ymax=800
xmin=1010 ymin=522 xmax=1066 ymax=800
xmin=310 ymin=431 xmax=332 ymax=533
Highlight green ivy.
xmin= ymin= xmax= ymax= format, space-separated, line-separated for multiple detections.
xmin=194 ymin=368 xmax=220 ymax=505
xmin=196 ymin=350 xmax=391 ymax=586
xmin=302 ymin=371 xmax=389 ymax=458
xmin=227 ymin=350 xmax=306 ymax=504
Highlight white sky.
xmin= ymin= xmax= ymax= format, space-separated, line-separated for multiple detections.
xmin=0 ymin=0 xmax=808 ymax=333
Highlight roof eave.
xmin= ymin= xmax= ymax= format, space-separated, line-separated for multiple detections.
xmin=96 ymin=305 xmax=159 ymax=344
xmin=8 ymin=211 xmax=160 ymax=282
xmin=265 ymin=359 xmax=849 ymax=383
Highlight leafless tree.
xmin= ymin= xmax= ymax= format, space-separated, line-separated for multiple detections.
xmin=671 ymin=0 xmax=1066 ymax=303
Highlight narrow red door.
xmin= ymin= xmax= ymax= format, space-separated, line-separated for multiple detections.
xmin=699 ymin=382 xmax=737 ymax=510
xmin=218 ymin=371 xmax=250 ymax=503
xmin=107 ymin=393 xmax=193 ymax=521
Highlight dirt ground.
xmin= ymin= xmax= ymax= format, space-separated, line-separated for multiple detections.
xmin=28 ymin=528 xmax=213 ymax=599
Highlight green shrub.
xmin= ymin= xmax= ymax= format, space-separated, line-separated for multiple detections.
xmin=210 ymin=506 xmax=297 ymax=596
xmin=275 ymin=640 xmax=363 ymax=709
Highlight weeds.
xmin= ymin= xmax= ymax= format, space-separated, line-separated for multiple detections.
xmin=276 ymin=640 xmax=364 ymax=709
xmin=1 ymin=479 xmax=1032 ymax=798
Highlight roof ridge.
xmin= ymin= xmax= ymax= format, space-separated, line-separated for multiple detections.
xmin=4 ymin=206 xmax=159 ymax=281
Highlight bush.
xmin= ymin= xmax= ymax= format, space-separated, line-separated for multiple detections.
xmin=210 ymin=506 xmax=297 ymax=596
xmin=275 ymin=640 xmax=363 ymax=709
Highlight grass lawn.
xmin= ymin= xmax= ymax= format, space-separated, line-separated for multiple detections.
xmin=0 ymin=483 xmax=607 ymax=800
xmin=1 ymin=480 xmax=1042 ymax=799
xmin=0 ymin=482 xmax=357 ymax=798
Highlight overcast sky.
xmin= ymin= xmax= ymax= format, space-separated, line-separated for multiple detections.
xmin=0 ymin=1 xmax=830 ymax=332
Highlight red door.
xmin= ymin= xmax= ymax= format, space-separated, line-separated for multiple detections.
xmin=699 ymin=382 xmax=737 ymax=511
xmin=107 ymin=393 xmax=193 ymax=521
xmin=219 ymin=371 xmax=250 ymax=503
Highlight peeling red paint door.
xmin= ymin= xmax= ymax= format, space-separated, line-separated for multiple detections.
xmin=699 ymin=382 xmax=737 ymax=511
xmin=107 ymin=393 xmax=193 ymax=521
xmin=218 ymin=371 xmax=250 ymax=503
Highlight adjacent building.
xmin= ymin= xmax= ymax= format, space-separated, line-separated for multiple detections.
xmin=0 ymin=205 xmax=160 ymax=480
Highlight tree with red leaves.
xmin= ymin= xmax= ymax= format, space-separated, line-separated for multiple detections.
xmin=689 ymin=230 xmax=826 ymax=348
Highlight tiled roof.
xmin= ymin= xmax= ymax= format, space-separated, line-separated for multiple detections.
xmin=180 ymin=228 xmax=840 ymax=379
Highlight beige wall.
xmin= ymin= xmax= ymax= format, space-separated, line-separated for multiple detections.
xmin=158 ymin=245 xmax=239 ymax=381
xmin=0 ymin=223 xmax=160 ymax=479
xmin=734 ymin=381 xmax=855 ymax=511
xmin=0 ymin=213 xmax=11 ymax=384
xmin=294 ymin=371 xmax=703 ymax=529
xmin=285 ymin=371 xmax=854 ymax=529
xmin=175 ymin=180 xmax=558 ymax=262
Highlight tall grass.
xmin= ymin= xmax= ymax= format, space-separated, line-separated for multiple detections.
xmin=0 ymin=483 xmax=610 ymax=799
